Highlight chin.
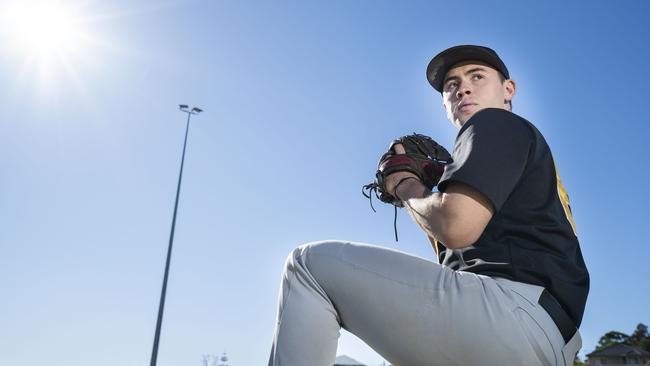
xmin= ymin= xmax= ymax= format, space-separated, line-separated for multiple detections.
xmin=454 ymin=114 xmax=470 ymax=125
xmin=457 ymin=110 xmax=479 ymax=125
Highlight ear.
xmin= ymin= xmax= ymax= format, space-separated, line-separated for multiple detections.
xmin=504 ymin=79 xmax=516 ymax=103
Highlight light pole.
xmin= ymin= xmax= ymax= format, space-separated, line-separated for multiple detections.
xmin=149 ymin=104 xmax=203 ymax=366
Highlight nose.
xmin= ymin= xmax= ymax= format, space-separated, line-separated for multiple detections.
xmin=455 ymin=82 xmax=472 ymax=99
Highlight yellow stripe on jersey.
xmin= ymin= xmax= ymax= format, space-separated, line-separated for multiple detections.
xmin=555 ymin=162 xmax=578 ymax=236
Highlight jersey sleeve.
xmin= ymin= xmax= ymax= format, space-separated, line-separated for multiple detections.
xmin=437 ymin=108 xmax=533 ymax=212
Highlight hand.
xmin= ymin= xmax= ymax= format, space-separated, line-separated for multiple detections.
xmin=384 ymin=144 xmax=420 ymax=198
xmin=362 ymin=133 xmax=450 ymax=208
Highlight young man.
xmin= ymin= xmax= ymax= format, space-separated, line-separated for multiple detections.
xmin=267 ymin=45 xmax=589 ymax=366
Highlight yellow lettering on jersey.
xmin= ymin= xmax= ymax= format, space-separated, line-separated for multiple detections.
xmin=555 ymin=162 xmax=578 ymax=236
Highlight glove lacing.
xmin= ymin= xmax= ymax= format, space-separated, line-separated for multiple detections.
xmin=362 ymin=176 xmax=419 ymax=242
xmin=362 ymin=182 xmax=401 ymax=241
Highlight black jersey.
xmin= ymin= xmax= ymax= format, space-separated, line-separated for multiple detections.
xmin=437 ymin=108 xmax=589 ymax=327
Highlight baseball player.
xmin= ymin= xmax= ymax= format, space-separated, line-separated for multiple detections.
xmin=267 ymin=45 xmax=589 ymax=366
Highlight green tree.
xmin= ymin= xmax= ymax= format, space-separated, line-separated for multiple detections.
xmin=627 ymin=323 xmax=650 ymax=351
xmin=596 ymin=331 xmax=630 ymax=350
xmin=594 ymin=323 xmax=650 ymax=352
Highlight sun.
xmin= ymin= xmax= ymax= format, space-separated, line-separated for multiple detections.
xmin=4 ymin=0 xmax=88 ymax=56
xmin=19 ymin=6 xmax=76 ymax=53
xmin=0 ymin=0 xmax=104 ymax=94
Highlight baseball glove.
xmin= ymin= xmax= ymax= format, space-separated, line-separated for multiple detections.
xmin=362 ymin=133 xmax=452 ymax=240
xmin=363 ymin=133 xmax=452 ymax=207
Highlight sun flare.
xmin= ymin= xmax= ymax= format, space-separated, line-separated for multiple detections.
xmin=4 ymin=1 xmax=87 ymax=57
xmin=0 ymin=0 xmax=108 ymax=94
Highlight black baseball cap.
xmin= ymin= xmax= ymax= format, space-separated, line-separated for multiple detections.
xmin=426 ymin=45 xmax=510 ymax=93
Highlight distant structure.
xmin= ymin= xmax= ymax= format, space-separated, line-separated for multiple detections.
xmin=217 ymin=352 xmax=229 ymax=366
xmin=334 ymin=355 xmax=365 ymax=366
xmin=586 ymin=344 xmax=650 ymax=365
xmin=201 ymin=352 xmax=229 ymax=366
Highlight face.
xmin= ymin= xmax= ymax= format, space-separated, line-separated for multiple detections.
xmin=441 ymin=60 xmax=516 ymax=128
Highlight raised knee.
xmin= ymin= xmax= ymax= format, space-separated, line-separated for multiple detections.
xmin=283 ymin=240 xmax=345 ymax=273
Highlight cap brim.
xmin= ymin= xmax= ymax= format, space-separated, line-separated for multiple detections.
xmin=426 ymin=45 xmax=509 ymax=93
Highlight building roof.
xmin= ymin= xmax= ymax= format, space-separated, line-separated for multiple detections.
xmin=587 ymin=344 xmax=650 ymax=358
xmin=334 ymin=355 xmax=366 ymax=365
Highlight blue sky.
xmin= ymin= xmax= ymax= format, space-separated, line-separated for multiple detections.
xmin=1 ymin=0 xmax=648 ymax=365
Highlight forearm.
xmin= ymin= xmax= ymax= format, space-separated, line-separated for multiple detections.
xmin=394 ymin=179 xmax=451 ymax=243
xmin=395 ymin=178 xmax=494 ymax=249
xmin=382 ymin=143 xmax=493 ymax=248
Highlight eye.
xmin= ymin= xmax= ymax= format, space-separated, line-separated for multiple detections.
xmin=445 ymin=81 xmax=458 ymax=91
xmin=472 ymin=74 xmax=484 ymax=81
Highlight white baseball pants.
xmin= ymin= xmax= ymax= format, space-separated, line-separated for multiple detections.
xmin=267 ymin=240 xmax=581 ymax=366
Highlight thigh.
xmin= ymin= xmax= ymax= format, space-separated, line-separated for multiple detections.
xmin=300 ymin=240 xmax=547 ymax=366
xmin=495 ymin=278 xmax=577 ymax=366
